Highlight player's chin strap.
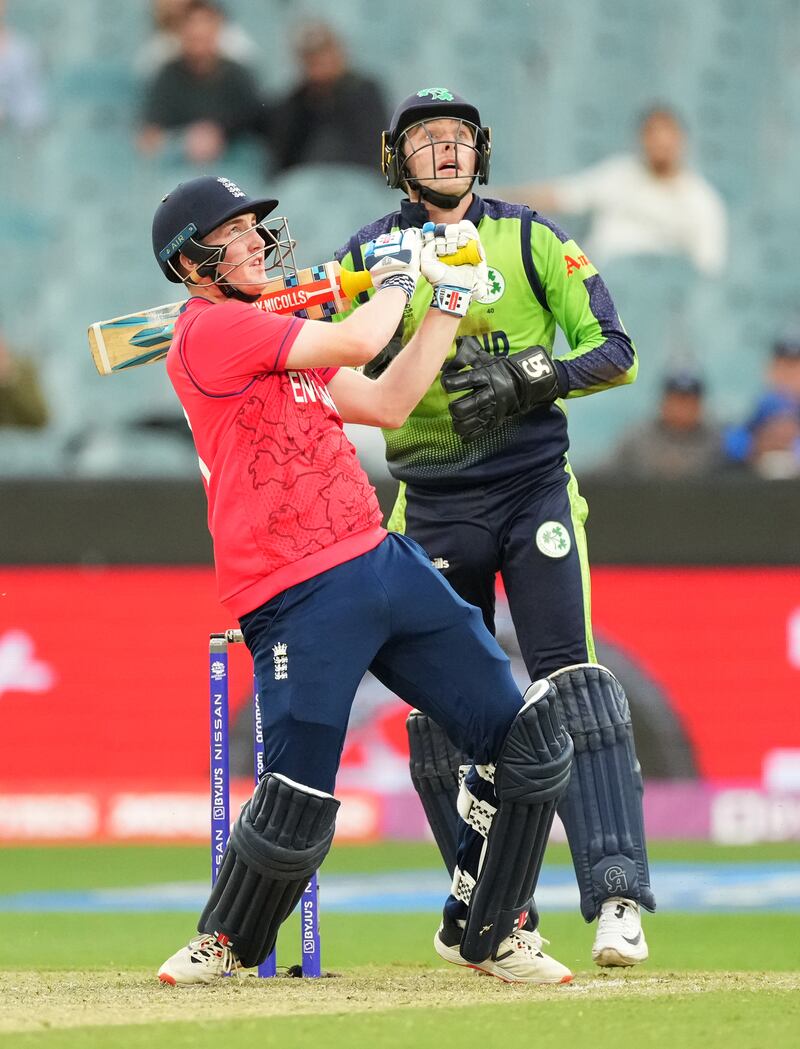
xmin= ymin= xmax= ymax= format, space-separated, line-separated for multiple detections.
xmin=217 ymin=279 xmax=262 ymax=304
xmin=183 ymin=264 xmax=263 ymax=304
xmin=407 ymin=178 xmax=475 ymax=211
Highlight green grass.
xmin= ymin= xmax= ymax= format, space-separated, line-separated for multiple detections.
xmin=4 ymin=911 xmax=800 ymax=973
xmin=2 ymin=839 xmax=798 ymax=894
xmin=1 ymin=842 xmax=798 ymax=1048
xmin=2 ymin=983 xmax=799 ymax=1049
xmin=0 ymin=841 xmax=447 ymax=893
xmin=2 ymin=840 xmax=799 ymax=972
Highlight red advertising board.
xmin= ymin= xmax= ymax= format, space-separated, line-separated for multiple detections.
xmin=1 ymin=566 xmax=798 ymax=842
xmin=590 ymin=567 xmax=800 ymax=781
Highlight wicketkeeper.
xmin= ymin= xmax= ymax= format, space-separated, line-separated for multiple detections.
xmin=336 ymin=87 xmax=656 ymax=967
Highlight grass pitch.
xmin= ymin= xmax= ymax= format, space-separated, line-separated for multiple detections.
xmin=1 ymin=841 xmax=798 ymax=1048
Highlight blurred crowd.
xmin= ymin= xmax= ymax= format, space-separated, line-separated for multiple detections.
xmin=587 ymin=335 xmax=800 ymax=481
xmin=0 ymin=0 xmax=47 ymax=132
xmin=0 ymin=0 xmax=798 ymax=483
xmin=135 ymin=0 xmax=388 ymax=173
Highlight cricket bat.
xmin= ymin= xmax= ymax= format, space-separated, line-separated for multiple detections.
xmin=88 ymin=243 xmax=481 ymax=376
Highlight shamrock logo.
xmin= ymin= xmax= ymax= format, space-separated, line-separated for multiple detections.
xmin=417 ymin=87 xmax=455 ymax=102
xmin=536 ymin=521 xmax=572 ymax=559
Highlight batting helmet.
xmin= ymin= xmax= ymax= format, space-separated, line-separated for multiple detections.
xmin=152 ymin=175 xmax=279 ymax=283
xmin=381 ymin=88 xmax=492 ymax=192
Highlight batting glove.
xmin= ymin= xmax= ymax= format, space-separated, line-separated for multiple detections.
xmin=441 ymin=338 xmax=562 ymax=441
xmin=363 ymin=228 xmax=422 ymax=302
xmin=421 ymin=220 xmax=489 ymax=317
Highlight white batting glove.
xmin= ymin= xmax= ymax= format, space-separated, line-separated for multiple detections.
xmin=363 ymin=228 xmax=422 ymax=302
xmin=421 ymin=220 xmax=489 ymax=316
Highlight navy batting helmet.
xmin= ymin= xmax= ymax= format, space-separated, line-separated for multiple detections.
xmin=152 ymin=175 xmax=279 ymax=283
xmin=382 ymin=88 xmax=492 ymax=192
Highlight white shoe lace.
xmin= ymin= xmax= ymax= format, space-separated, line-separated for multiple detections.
xmin=505 ymin=928 xmax=549 ymax=957
xmin=188 ymin=933 xmax=242 ymax=977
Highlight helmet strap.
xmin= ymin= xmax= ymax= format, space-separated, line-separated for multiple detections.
xmin=408 ymin=177 xmax=475 ymax=210
xmin=219 ymin=282 xmax=262 ymax=303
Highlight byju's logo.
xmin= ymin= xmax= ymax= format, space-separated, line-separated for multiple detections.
xmin=302 ymin=898 xmax=315 ymax=952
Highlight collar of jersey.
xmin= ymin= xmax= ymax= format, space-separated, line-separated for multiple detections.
xmin=399 ymin=195 xmax=485 ymax=229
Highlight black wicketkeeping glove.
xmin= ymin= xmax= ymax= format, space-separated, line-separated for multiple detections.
xmin=441 ymin=340 xmax=561 ymax=442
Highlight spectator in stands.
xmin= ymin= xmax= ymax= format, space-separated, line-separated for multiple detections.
xmin=135 ymin=0 xmax=259 ymax=78
xmin=0 ymin=0 xmax=47 ymax=132
xmin=724 ymin=336 xmax=800 ymax=478
xmin=262 ymin=20 xmax=388 ymax=174
xmin=501 ymin=106 xmax=728 ymax=277
xmin=724 ymin=394 xmax=800 ymax=480
xmin=593 ymin=368 xmax=723 ymax=479
xmin=765 ymin=333 xmax=800 ymax=403
xmin=0 ymin=331 xmax=49 ymax=428
xmin=137 ymin=0 xmax=263 ymax=165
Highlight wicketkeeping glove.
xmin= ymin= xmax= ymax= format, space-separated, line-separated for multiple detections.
xmin=441 ymin=339 xmax=562 ymax=442
xmin=421 ymin=220 xmax=489 ymax=317
xmin=363 ymin=228 xmax=422 ymax=302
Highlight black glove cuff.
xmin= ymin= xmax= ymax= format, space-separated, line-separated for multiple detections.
xmin=553 ymin=359 xmax=569 ymax=398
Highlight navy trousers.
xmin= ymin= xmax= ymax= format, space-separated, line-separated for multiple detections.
xmin=395 ymin=460 xmax=594 ymax=678
xmin=240 ymin=532 xmax=524 ymax=795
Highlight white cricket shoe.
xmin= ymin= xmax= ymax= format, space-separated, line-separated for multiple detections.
xmin=434 ymin=915 xmax=573 ymax=984
xmin=158 ymin=931 xmax=243 ymax=985
xmin=592 ymin=897 xmax=649 ymax=967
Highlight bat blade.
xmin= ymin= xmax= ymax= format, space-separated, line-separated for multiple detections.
xmin=89 ymin=303 xmax=185 ymax=375
xmin=87 ymin=243 xmax=475 ymax=376
xmin=87 ymin=261 xmax=351 ymax=376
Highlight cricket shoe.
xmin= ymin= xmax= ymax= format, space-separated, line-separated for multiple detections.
xmin=434 ymin=914 xmax=573 ymax=984
xmin=158 ymin=931 xmax=243 ymax=985
xmin=592 ymin=897 xmax=649 ymax=967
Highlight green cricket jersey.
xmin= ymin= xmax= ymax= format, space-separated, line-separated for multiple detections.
xmin=334 ymin=196 xmax=637 ymax=487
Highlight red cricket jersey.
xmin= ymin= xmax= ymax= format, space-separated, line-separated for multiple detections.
xmin=166 ymin=297 xmax=386 ymax=616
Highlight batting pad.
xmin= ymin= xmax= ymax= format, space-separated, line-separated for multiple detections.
xmin=550 ymin=664 xmax=656 ymax=921
xmin=199 ymin=773 xmax=339 ymax=968
xmin=407 ymin=711 xmax=464 ymax=876
xmin=460 ymin=682 xmax=573 ymax=964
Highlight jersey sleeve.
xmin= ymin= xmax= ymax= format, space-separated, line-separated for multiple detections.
xmin=532 ymin=217 xmax=638 ymax=399
xmin=181 ymin=300 xmax=306 ymax=391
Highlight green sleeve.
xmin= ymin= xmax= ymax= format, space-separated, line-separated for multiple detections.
xmin=533 ymin=224 xmax=638 ymax=399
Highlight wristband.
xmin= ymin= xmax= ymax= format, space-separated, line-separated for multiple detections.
xmin=378 ymin=273 xmax=416 ymax=303
xmin=430 ymin=284 xmax=471 ymax=317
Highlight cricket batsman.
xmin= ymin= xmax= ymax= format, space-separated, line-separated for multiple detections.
xmin=151 ymin=174 xmax=577 ymax=984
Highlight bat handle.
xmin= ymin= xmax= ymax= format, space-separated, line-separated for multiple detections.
xmin=338 ymin=240 xmax=482 ymax=300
